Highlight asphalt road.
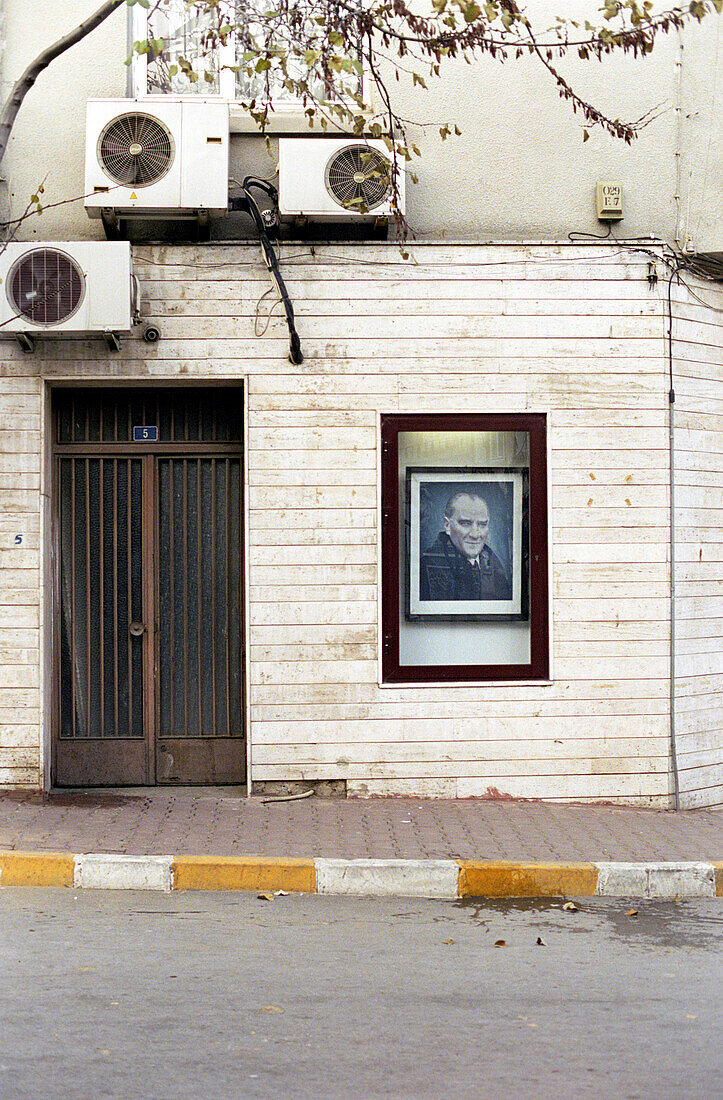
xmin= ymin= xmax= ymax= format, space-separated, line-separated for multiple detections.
xmin=1 ymin=891 xmax=721 ymax=1099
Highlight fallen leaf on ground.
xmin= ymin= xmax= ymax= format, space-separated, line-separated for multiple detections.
xmin=257 ymin=893 xmax=274 ymax=901
xmin=494 ymin=939 xmax=507 ymax=947
xmin=562 ymin=902 xmax=578 ymax=912
xmin=443 ymin=938 xmax=455 ymax=945
xmin=685 ymin=1014 xmax=697 ymax=1020
xmin=536 ymin=937 xmax=547 ymax=946
xmin=261 ymin=1005 xmax=283 ymax=1014
xmin=626 ymin=909 xmax=638 ymax=917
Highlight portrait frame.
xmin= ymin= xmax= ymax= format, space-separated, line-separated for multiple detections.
xmin=405 ymin=466 xmax=529 ymax=623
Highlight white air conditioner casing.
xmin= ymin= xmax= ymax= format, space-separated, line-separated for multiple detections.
xmin=278 ymin=137 xmax=405 ymax=220
xmin=0 ymin=242 xmax=134 ymax=334
xmin=85 ymin=99 xmax=229 ymax=219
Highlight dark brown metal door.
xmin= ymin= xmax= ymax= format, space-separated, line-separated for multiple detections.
xmin=52 ymin=388 xmax=245 ymax=787
xmin=56 ymin=454 xmax=150 ymax=784
xmin=155 ymin=456 xmax=243 ymax=783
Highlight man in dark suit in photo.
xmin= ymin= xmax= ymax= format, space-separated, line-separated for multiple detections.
xmin=419 ymin=491 xmax=512 ymax=602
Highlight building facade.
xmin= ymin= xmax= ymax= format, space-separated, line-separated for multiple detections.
xmin=0 ymin=2 xmax=721 ymax=806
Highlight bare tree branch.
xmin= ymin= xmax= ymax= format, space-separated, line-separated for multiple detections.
xmin=0 ymin=0 xmax=720 ymax=244
xmin=0 ymin=0 xmax=126 ymax=167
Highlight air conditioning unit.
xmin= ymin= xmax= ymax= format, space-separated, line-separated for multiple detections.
xmin=85 ymin=99 xmax=229 ymax=221
xmin=0 ymin=242 xmax=135 ymax=348
xmin=278 ymin=138 xmax=405 ymax=220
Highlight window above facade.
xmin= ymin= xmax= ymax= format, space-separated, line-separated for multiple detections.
xmin=131 ymin=1 xmax=363 ymax=124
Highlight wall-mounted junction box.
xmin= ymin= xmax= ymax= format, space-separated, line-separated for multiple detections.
xmin=596 ymin=181 xmax=623 ymax=220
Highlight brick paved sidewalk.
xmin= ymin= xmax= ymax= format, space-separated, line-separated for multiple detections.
xmin=0 ymin=789 xmax=721 ymax=862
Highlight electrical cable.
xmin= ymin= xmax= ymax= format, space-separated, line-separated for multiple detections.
xmin=581 ymin=226 xmax=723 ymax=811
xmin=666 ymin=261 xmax=685 ymax=813
xmin=254 ymin=285 xmax=287 ymax=337
xmin=676 ymin=278 xmax=723 ymax=315
xmin=566 ymin=220 xmax=723 ymax=814
xmin=230 ymin=176 xmax=304 ymax=365
xmin=567 ymin=227 xmax=612 ymax=241
xmin=681 ymin=254 xmax=723 ymax=282
xmin=132 ymin=245 xmax=656 ymax=272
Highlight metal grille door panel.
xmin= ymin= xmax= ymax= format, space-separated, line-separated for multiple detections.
xmin=56 ymin=457 xmax=148 ymax=784
xmin=155 ymin=458 xmax=243 ymax=783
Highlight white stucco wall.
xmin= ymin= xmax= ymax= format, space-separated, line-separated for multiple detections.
xmin=0 ymin=2 xmax=721 ymax=247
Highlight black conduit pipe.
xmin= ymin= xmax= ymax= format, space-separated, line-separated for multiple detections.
xmin=234 ymin=177 xmax=303 ymax=365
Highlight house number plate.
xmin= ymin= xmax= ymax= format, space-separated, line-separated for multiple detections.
xmin=133 ymin=426 xmax=158 ymax=442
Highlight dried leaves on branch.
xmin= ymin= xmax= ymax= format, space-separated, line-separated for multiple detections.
xmin=133 ymin=0 xmax=722 ymax=230
xmin=1 ymin=0 xmax=721 ymax=242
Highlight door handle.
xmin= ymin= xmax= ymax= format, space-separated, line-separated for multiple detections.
xmin=129 ymin=621 xmax=146 ymax=637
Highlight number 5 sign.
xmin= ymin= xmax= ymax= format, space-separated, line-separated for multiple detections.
xmin=133 ymin=426 xmax=159 ymax=442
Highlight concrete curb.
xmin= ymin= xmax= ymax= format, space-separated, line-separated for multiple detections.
xmin=74 ymin=854 xmax=174 ymax=892
xmin=594 ymin=861 xmax=716 ymax=899
xmin=1 ymin=852 xmax=722 ymax=897
xmin=316 ymin=858 xmax=459 ymax=898
xmin=458 ymin=861 xmax=599 ymax=898
xmin=173 ymin=856 xmax=316 ymax=893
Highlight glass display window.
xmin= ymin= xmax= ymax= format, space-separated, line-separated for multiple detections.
xmin=381 ymin=413 xmax=549 ymax=683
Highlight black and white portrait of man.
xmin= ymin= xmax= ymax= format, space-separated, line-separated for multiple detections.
xmin=420 ymin=491 xmax=512 ymax=602
xmin=406 ymin=468 xmax=525 ymax=620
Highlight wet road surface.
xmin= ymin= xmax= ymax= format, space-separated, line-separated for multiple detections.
xmin=1 ymin=891 xmax=720 ymax=1098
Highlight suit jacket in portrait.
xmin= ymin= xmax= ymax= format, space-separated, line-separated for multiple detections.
xmin=419 ymin=532 xmax=512 ymax=602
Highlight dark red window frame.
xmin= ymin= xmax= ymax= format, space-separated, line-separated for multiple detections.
xmin=381 ymin=412 xmax=549 ymax=683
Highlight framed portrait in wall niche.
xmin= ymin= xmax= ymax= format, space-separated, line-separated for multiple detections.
xmin=380 ymin=412 xmax=549 ymax=684
xmin=405 ymin=467 xmax=528 ymax=621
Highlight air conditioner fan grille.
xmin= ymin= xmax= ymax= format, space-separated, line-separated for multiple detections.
xmin=324 ymin=144 xmax=392 ymax=211
xmin=7 ymin=249 xmax=85 ymax=326
xmin=98 ymin=113 xmax=174 ymax=187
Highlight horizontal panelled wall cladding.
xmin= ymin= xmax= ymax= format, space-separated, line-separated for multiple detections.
xmin=0 ymin=243 xmax=720 ymax=807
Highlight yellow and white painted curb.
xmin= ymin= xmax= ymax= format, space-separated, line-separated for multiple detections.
xmin=1 ymin=852 xmax=721 ymax=898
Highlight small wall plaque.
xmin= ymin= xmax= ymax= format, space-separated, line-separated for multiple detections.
xmin=133 ymin=426 xmax=158 ymax=442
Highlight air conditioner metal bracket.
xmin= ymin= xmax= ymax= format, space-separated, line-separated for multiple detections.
xmin=16 ymin=333 xmax=35 ymax=353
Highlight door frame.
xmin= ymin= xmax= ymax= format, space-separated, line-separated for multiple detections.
xmin=48 ymin=383 xmax=250 ymax=789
